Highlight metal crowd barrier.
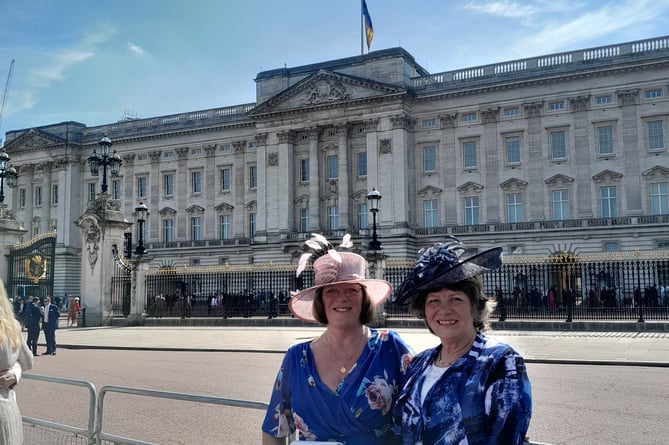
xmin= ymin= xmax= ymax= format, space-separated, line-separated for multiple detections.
xmin=22 ymin=373 xmax=97 ymax=444
xmin=23 ymin=373 xmax=551 ymax=444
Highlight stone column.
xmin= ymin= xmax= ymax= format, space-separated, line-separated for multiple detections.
xmin=569 ymin=95 xmax=593 ymax=218
xmin=616 ymin=89 xmax=643 ymax=215
xmin=440 ymin=113 xmax=458 ymax=224
xmin=308 ymin=128 xmax=321 ymax=231
xmin=129 ymin=257 xmax=150 ymax=325
xmin=481 ymin=108 xmax=500 ymax=223
xmin=336 ymin=125 xmax=350 ymax=229
xmin=175 ymin=147 xmax=189 ymax=239
xmin=75 ymin=195 xmax=132 ymax=326
xmin=523 ymin=102 xmax=545 ymax=220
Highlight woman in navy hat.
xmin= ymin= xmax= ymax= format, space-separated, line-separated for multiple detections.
xmin=392 ymin=236 xmax=531 ymax=445
xmin=262 ymin=234 xmax=413 ymax=444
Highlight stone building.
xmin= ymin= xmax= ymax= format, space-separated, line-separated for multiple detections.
xmin=2 ymin=35 xmax=669 ymax=297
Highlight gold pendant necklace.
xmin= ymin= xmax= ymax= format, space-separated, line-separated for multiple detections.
xmin=325 ymin=328 xmax=366 ymax=375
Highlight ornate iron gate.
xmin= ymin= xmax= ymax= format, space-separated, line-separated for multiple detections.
xmin=6 ymin=232 xmax=56 ymax=301
xmin=111 ymin=245 xmax=132 ymax=317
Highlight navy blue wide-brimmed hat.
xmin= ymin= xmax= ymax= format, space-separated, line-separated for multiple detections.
xmin=391 ymin=236 xmax=503 ymax=306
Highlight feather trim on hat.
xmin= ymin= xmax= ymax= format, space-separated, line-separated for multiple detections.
xmin=296 ymin=233 xmax=353 ymax=277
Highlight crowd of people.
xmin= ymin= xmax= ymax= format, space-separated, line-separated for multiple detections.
xmin=262 ymin=234 xmax=532 ymax=444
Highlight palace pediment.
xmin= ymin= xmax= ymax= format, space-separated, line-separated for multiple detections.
xmin=250 ymin=69 xmax=406 ymax=117
xmin=457 ymin=182 xmax=484 ymax=193
xmin=499 ymin=178 xmax=528 ymax=191
xmin=417 ymin=185 xmax=443 ymax=197
xmin=544 ymin=174 xmax=574 ymax=187
xmin=642 ymin=165 xmax=669 ymax=179
xmin=4 ymin=129 xmax=66 ymax=152
xmin=592 ymin=169 xmax=623 ymax=183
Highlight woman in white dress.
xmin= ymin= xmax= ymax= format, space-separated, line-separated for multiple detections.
xmin=0 ymin=280 xmax=34 ymax=444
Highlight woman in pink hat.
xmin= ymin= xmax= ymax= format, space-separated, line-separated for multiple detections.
xmin=262 ymin=235 xmax=413 ymax=445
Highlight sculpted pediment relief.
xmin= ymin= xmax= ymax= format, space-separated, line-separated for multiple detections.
xmin=457 ymin=182 xmax=484 ymax=193
xmin=642 ymin=165 xmax=669 ymax=179
xmin=500 ymin=178 xmax=528 ymax=191
xmin=5 ymin=129 xmax=66 ymax=151
xmin=417 ymin=185 xmax=443 ymax=197
xmin=215 ymin=202 xmax=234 ymax=212
xmin=185 ymin=205 xmax=205 ymax=215
xmin=250 ymin=69 xmax=405 ymax=116
xmin=159 ymin=207 xmax=177 ymax=216
xmin=592 ymin=169 xmax=623 ymax=183
xmin=544 ymin=174 xmax=574 ymax=187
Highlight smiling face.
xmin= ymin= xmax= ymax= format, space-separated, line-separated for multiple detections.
xmin=423 ymin=287 xmax=477 ymax=341
xmin=322 ymin=283 xmax=363 ymax=325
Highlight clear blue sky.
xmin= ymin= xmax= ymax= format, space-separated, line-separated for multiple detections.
xmin=1 ymin=0 xmax=668 ymax=143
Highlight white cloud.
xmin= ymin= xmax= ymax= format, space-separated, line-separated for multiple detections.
xmin=464 ymin=0 xmax=538 ymax=18
xmin=511 ymin=0 xmax=659 ymax=56
xmin=127 ymin=42 xmax=145 ymax=56
xmin=30 ymin=49 xmax=95 ymax=86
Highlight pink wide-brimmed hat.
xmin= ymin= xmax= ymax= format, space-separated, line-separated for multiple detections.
xmin=289 ymin=235 xmax=391 ymax=323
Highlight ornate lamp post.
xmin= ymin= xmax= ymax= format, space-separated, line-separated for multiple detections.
xmin=0 ymin=150 xmax=18 ymax=203
xmin=134 ymin=201 xmax=148 ymax=256
xmin=367 ymin=188 xmax=382 ymax=251
xmin=88 ymin=136 xmax=122 ymax=194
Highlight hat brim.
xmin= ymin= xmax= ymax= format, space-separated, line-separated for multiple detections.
xmin=391 ymin=247 xmax=503 ymax=306
xmin=289 ymin=278 xmax=392 ymax=323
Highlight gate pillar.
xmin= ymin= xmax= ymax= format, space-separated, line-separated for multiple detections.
xmin=366 ymin=250 xmax=388 ymax=328
xmin=129 ymin=258 xmax=150 ymax=325
xmin=0 ymin=208 xmax=27 ymax=284
xmin=75 ymin=195 xmax=131 ymax=326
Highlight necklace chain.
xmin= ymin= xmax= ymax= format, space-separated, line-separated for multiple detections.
xmin=324 ymin=327 xmax=366 ymax=374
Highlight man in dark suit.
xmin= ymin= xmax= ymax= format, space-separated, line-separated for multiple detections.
xmin=26 ymin=297 xmax=43 ymax=356
xmin=42 ymin=296 xmax=60 ymax=355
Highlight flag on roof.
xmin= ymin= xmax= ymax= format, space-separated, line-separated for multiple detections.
xmin=362 ymin=0 xmax=374 ymax=50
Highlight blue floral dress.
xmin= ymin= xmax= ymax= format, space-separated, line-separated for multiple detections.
xmin=262 ymin=329 xmax=413 ymax=444
xmin=394 ymin=332 xmax=532 ymax=445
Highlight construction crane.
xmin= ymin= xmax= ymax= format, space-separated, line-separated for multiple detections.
xmin=0 ymin=59 xmax=15 ymax=146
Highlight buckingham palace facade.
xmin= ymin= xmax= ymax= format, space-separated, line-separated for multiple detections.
xmin=3 ymin=35 xmax=669 ymax=296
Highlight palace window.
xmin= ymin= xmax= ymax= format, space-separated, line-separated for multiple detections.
xmin=597 ymin=126 xmax=614 ymax=156
xmin=357 ymin=152 xmax=367 ymax=177
xmin=163 ymin=218 xmax=174 ymax=242
xmin=550 ymin=131 xmax=566 ymax=160
xmin=300 ymin=208 xmax=309 ymax=232
xmin=328 ymin=206 xmax=339 ymax=230
xmin=327 ymin=155 xmax=338 ymax=180
xmin=600 ymin=186 xmax=617 ymax=218
xmin=300 ymin=159 xmax=309 ymax=182
xmin=463 ymin=141 xmax=477 ymax=169
xmin=507 ymin=193 xmax=523 ymax=223
xmin=137 ymin=176 xmax=147 ymax=199
xmin=358 ymin=204 xmax=368 ymax=229
xmin=163 ymin=173 xmax=174 ymax=196
xmin=51 ymin=185 xmax=59 ymax=205
xmin=424 ymin=199 xmax=437 ymax=227
xmin=423 ymin=146 xmax=436 ymax=172
xmin=464 ymin=196 xmax=479 ymax=225
xmin=112 ymin=179 xmax=121 ymax=200
xmin=552 ymin=190 xmax=569 ymax=220
xmin=219 ymin=215 xmax=231 ymax=240
xmin=648 ymin=120 xmax=664 ymax=151
xmin=505 ymin=136 xmax=521 ymax=165
xmin=191 ymin=216 xmax=202 ymax=241
xmin=191 ymin=171 xmax=202 ymax=194
xmin=249 ymin=165 xmax=257 ymax=189
xmin=220 ymin=168 xmax=231 ymax=191
xmin=650 ymin=182 xmax=669 ymax=215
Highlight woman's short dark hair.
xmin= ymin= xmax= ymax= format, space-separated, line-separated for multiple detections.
xmin=408 ymin=276 xmax=495 ymax=332
xmin=312 ymin=285 xmax=376 ymax=325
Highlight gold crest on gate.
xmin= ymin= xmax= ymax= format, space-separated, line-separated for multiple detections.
xmin=24 ymin=254 xmax=47 ymax=284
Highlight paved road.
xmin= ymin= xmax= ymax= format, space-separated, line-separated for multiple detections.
xmin=48 ymin=325 xmax=669 ymax=365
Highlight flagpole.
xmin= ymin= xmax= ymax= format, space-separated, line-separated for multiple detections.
xmin=360 ymin=0 xmax=364 ymax=55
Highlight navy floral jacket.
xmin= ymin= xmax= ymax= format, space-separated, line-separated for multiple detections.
xmin=394 ymin=332 xmax=532 ymax=445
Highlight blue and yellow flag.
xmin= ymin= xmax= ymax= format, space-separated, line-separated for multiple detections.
xmin=362 ymin=0 xmax=374 ymax=50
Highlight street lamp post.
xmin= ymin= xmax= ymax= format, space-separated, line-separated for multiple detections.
xmin=0 ymin=150 xmax=18 ymax=203
xmin=367 ymin=188 xmax=382 ymax=251
xmin=88 ymin=136 xmax=122 ymax=194
xmin=134 ymin=201 xmax=148 ymax=256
